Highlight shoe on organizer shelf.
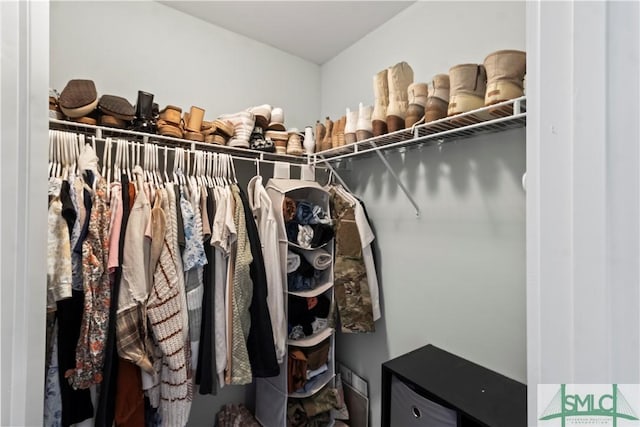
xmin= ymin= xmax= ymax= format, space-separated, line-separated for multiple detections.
xmin=483 ymin=49 xmax=526 ymax=106
xmin=158 ymin=105 xmax=183 ymax=138
xmin=268 ymin=107 xmax=286 ymax=131
xmin=133 ymin=90 xmax=157 ymax=133
xmin=286 ymin=128 xmax=305 ymax=156
xmin=59 ymin=79 xmax=98 ymax=119
xmin=315 ymin=120 xmax=326 ymax=152
xmin=448 ymin=64 xmax=487 ymax=116
xmin=385 ymin=61 xmax=414 ymax=132
xmin=100 ymin=114 xmax=127 ymax=129
xmin=372 ymin=69 xmax=389 ymax=136
xmin=219 ymin=111 xmax=255 ymax=148
xmin=266 ymin=130 xmax=288 ymax=154
xmin=425 ymin=74 xmax=450 ymax=122
xmin=405 ymin=82 xmax=428 ymax=128
xmin=250 ymin=126 xmax=275 ymax=152
xmin=70 ymin=109 xmax=100 ymax=126
xmin=183 ymin=106 xmax=205 ymax=142
xmin=212 ymin=119 xmax=234 ymax=138
xmin=336 ymin=115 xmax=346 ymax=147
xmin=356 ymin=102 xmax=373 ymax=141
xmin=49 ymin=88 xmax=64 ymax=120
xmin=344 ymin=107 xmax=358 ymax=145
xmin=248 ymin=104 xmax=272 ymax=129
xmin=322 ymin=117 xmax=333 ymax=151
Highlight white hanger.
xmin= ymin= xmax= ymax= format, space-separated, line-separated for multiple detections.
xmin=48 ymin=130 xmax=55 ymax=178
xmin=164 ymin=146 xmax=170 ymax=185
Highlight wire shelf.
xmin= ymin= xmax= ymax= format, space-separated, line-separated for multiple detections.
xmin=49 ymin=118 xmax=310 ymax=164
xmin=310 ymin=96 xmax=526 ymax=164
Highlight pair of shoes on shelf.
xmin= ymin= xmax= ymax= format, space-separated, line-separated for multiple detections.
xmin=344 ymin=103 xmax=373 ymax=144
xmin=448 ymin=50 xmax=526 ymax=116
xmin=371 ymin=62 xmax=414 ymax=135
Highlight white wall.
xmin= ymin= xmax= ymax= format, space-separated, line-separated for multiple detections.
xmin=526 ymin=2 xmax=640 ymax=425
xmin=0 ymin=1 xmax=49 ymax=425
xmin=320 ymin=2 xmax=527 ymax=425
xmin=50 ymin=0 xmax=320 ymax=130
xmin=49 ymin=2 xmax=320 ymax=424
xmin=321 ymin=1 xmax=525 ymax=118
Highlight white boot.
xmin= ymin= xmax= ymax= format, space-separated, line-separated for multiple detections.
xmin=372 ymin=69 xmax=389 ymax=136
xmin=386 ymin=61 xmax=414 ymax=132
xmin=344 ymin=107 xmax=358 ymax=144
xmin=356 ymin=102 xmax=373 ymax=141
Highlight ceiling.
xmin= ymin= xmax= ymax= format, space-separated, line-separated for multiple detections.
xmin=159 ymin=1 xmax=416 ymax=64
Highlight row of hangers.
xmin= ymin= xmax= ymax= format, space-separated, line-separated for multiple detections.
xmin=49 ymin=130 xmax=241 ymax=199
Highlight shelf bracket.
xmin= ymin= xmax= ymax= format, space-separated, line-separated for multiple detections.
xmin=369 ymin=141 xmax=420 ymax=217
xmin=317 ymin=155 xmax=352 ymax=193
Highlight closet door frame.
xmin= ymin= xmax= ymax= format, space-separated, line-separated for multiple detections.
xmin=526 ymin=1 xmax=640 ymax=425
xmin=0 ymin=1 xmax=49 ymax=425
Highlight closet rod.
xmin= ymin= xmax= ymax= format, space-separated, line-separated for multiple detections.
xmin=53 ymin=132 xmax=328 ymax=170
xmin=369 ymin=141 xmax=420 ymax=217
xmin=49 ymin=118 xmax=310 ymax=165
xmin=316 ymin=155 xmax=353 ymax=194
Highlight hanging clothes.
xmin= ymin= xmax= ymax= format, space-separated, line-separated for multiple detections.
xmin=247 ymin=175 xmax=287 ymax=364
xmin=328 ymin=187 xmax=375 ymax=333
xmin=238 ymin=185 xmax=279 ymax=377
xmin=116 ymin=166 xmax=154 ymax=372
xmin=331 ymin=185 xmax=381 ymax=321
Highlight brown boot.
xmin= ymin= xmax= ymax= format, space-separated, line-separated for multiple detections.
xmin=386 ymin=61 xmax=414 ymax=132
xmin=448 ymin=64 xmax=487 ymax=116
xmin=425 ymin=74 xmax=450 ymax=122
xmin=336 ymin=115 xmax=346 ymax=147
xmin=315 ymin=120 xmax=326 ymax=152
xmin=483 ymin=50 xmax=526 ymax=105
xmin=331 ymin=116 xmax=340 ymax=149
xmin=405 ymin=82 xmax=428 ymax=128
xmin=322 ymin=117 xmax=333 ymax=151
xmin=372 ymin=69 xmax=389 ymax=136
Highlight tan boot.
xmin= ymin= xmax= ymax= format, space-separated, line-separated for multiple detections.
xmin=333 ymin=115 xmax=345 ymax=148
xmin=372 ymin=69 xmax=389 ymax=136
xmin=322 ymin=117 xmax=333 ymax=151
xmin=286 ymin=129 xmax=304 ymax=156
xmin=386 ymin=61 xmax=414 ymax=132
xmin=425 ymin=74 xmax=450 ymax=122
xmin=405 ymin=83 xmax=428 ymax=128
xmin=447 ymin=64 xmax=487 ymax=116
xmin=356 ymin=102 xmax=373 ymax=141
xmin=344 ymin=107 xmax=358 ymax=144
xmin=484 ymin=50 xmax=526 ymax=105
xmin=315 ymin=120 xmax=326 ymax=152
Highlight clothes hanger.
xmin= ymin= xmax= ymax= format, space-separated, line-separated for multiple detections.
xmin=48 ymin=130 xmax=54 ymax=178
xmin=229 ymin=154 xmax=238 ymax=185
xmin=164 ymin=146 xmax=170 ymax=185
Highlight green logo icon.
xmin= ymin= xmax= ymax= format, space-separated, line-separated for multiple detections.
xmin=539 ymin=384 xmax=639 ymax=426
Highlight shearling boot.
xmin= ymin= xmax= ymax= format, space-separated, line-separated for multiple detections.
xmin=332 ymin=116 xmax=343 ymax=148
xmin=322 ymin=117 xmax=333 ymax=151
xmin=356 ymin=102 xmax=373 ymax=141
xmin=425 ymin=74 xmax=450 ymax=122
xmin=344 ymin=108 xmax=358 ymax=144
xmin=372 ymin=69 xmax=389 ymax=136
xmin=386 ymin=61 xmax=414 ymax=132
xmin=405 ymin=83 xmax=428 ymax=128
xmin=219 ymin=111 xmax=255 ymax=148
xmin=483 ymin=50 xmax=526 ymax=105
xmin=315 ymin=120 xmax=326 ymax=152
xmin=448 ymin=64 xmax=487 ymax=116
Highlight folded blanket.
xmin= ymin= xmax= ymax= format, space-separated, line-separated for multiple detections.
xmin=301 ymin=248 xmax=332 ymax=271
xmin=296 ymin=201 xmax=332 ymax=225
xmin=297 ymin=225 xmax=314 ymax=248
xmin=309 ymin=224 xmax=334 ymax=248
xmin=306 ymin=363 xmax=328 ymax=380
xmin=286 ymin=220 xmax=300 ymax=243
xmin=287 ymin=251 xmax=301 ymax=273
